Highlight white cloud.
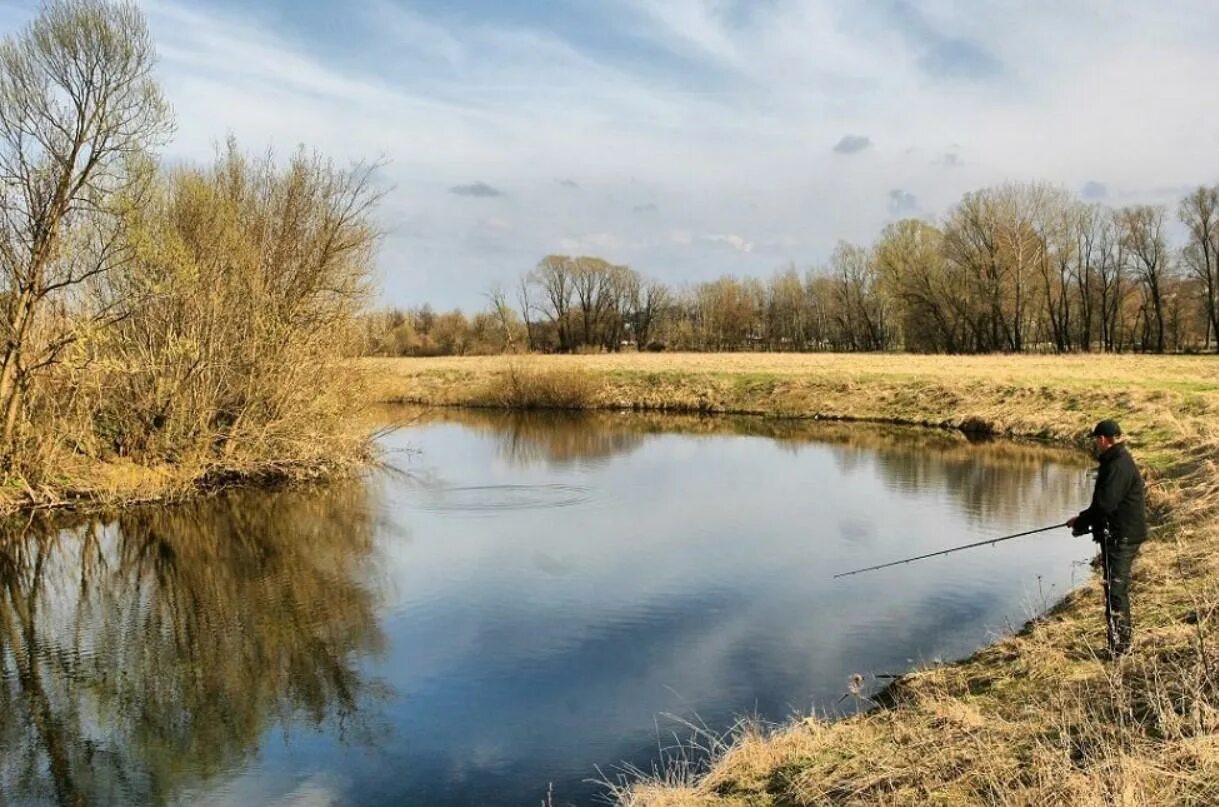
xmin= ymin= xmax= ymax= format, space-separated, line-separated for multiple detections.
xmin=702 ymin=234 xmax=753 ymax=253
xmin=479 ymin=216 xmax=513 ymax=232
xmin=557 ymin=232 xmax=624 ymax=253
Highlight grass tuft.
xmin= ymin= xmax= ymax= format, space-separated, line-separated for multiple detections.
xmin=471 ymin=362 xmax=599 ymax=409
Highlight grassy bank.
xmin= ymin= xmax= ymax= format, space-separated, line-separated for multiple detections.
xmin=0 ymin=402 xmax=376 ymax=517
xmin=0 ymin=354 xmax=378 ymax=518
xmin=364 ymin=353 xmax=1219 ymax=805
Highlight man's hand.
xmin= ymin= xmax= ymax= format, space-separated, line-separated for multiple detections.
xmin=1066 ymin=516 xmax=1077 ymax=529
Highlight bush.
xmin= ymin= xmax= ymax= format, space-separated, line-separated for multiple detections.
xmin=475 ymin=363 xmax=598 ymax=409
xmin=64 ymin=141 xmax=381 ymax=479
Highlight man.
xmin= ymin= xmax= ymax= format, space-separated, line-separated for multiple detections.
xmin=1067 ymin=419 xmax=1147 ymax=657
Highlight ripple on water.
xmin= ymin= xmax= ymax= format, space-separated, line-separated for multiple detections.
xmin=411 ymin=483 xmax=592 ymax=515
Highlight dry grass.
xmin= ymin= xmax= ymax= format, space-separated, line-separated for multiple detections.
xmin=360 ymin=352 xmax=1219 ymax=390
xmin=362 ymin=352 xmax=1219 ymax=806
xmin=467 ymin=360 xmax=599 ymax=409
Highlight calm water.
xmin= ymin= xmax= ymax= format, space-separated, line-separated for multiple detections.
xmin=0 ymin=409 xmax=1095 ymax=806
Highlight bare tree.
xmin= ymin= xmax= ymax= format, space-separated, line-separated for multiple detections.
xmin=1070 ymin=204 xmax=1104 ymax=351
xmin=600 ymin=263 xmax=638 ymax=351
xmin=571 ymin=256 xmax=612 ymax=349
xmin=829 ymin=241 xmax=888 ymax=351
xmin=1030 ymin=188 xmax=1077 ymax=353
xmin=515 ymin=275 xmax=534 ymax=352
xmin=1096 ymin=211 xmax=1131 ymax=351
xmin=943 ymin=189 xmax=1007 ymax=351
xmin=874 ymin=219 xmax=967 ymax=352
xmin=1119 ymin=205 xmax=1169 ymax=352
xmin=0 ymin=0 xmax=171 ymax=457
xmin=765 ymin=266 xmax=805 ymax=350
xmin=487 ymin=283 xmax=516 ymax=353
xmin=530 ymin=255 xmax=576 ymax=351
xmin=1179 ymin=185 xmax=1219 ymax=350
xmin=992 ymin=184 xmax=1047 ymax=352
xmin=694 ymin=276 xmax=754 ymax=350
xmin=630 ymin=278 xmax=669 ymax=351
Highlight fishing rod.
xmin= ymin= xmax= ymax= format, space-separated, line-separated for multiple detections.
xmin=832 ymin=522 xmax=1069 ymax=579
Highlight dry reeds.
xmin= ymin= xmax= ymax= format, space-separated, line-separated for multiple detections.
xmin=472 ymin=361 xmax=600 ymax=409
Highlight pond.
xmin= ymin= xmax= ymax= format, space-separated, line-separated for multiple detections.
xmin=0 ymin=408 xmax=1096 ymax=806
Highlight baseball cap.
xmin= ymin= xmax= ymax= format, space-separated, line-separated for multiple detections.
xmin=1091 ymin=419 xmax=1122 ymax=438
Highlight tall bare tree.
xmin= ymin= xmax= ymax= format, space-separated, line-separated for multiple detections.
xmin=0 ymin=0 xmax=171 ymax=457
xmin=992 ymin=184 xmax=1049 ymax=352
xmin=515 ymin=275 xmax=535 ymax=352
xmin=943 ymin=189 xmax=1007 ymax=351
xmin=829 ymin=241 xmax=888 ymax=350
xmin=1179 ymin=185 xmax=1219 ymax=350
xmin=487 ymin=283 xmax=516 ymax=353
xmin=1119 ymin=205 xmax=1169 ymax=352
xmin=530 ymin=255 xmax=576 ymax=351
xmin=1070 ymin=204 xmax=1104 ymax=351
xmin=629 ymin=278 xmax=669 ymax=350
xmin=765 ymin=266 xmax=805 ymax=350
xmin=694 ymin=276 xmax=754 ymax=350
xmin=874 ymin=219 xmax=967 ymax=352
xmin=571 ymin=256 xmax=613 ymax=349
xmin=1097 ymin=211 xmax=1130 ymax=351
xmin=600 ymin=263 xmax=639 ymax=351
xmin=1031 ymin=189 xmax=1077 ymax=353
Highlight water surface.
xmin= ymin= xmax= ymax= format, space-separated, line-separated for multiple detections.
xmin=0 ymin=409 xmax=1094 ymax=806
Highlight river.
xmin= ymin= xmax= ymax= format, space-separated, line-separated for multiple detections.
xmin=0 ymin=408 xmax=1095 ymax=806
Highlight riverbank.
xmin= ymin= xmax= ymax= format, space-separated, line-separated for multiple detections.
xmin=0 ymin=442 xmax=375 ymax=519
xmin=363 ymin=354 xmax=1219 ymax=805
xmin=0 ymin=361 xmax=376 ymax=518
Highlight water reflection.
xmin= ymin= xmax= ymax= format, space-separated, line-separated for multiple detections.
xmin=394 ymin=407 xmax=1088 ymax=526
xmin=0 ymin=484 xmax=383 ymax=806
xmin=1 ymin=410 xmax=1095 ymax=807
xmin=393 ymin=408 xmax=648 ymax=468
xmin=374 ymin=411 xmax=1091 ymax=804
xmin=409 ymin=483 xmax=593 ymax=515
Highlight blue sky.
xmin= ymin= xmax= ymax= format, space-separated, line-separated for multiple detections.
xmin=2 ymin=0 xmax=1218 ymax=309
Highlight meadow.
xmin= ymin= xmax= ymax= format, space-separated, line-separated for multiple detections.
xmin=364 ymin=352 xmax=1219 ymax=805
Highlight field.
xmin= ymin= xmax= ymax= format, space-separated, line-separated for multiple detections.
xmin=363 ymin=353 xmax=1219 ymax=805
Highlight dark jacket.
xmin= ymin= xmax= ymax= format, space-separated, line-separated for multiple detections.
xmin=1075 ymin=443 xmax=1147 ymax=543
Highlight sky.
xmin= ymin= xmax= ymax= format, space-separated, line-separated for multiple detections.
xmin=2 ymin=0 xmax=1218 ymax=310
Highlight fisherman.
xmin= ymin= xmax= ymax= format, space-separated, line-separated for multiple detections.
xmin=1066 ymin=419 xmax=1147 ymax=657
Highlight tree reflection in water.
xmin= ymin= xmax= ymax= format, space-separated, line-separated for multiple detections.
xmin=396 ymin=406 xmax=1088 ymax=526
xmin=0 ymin=482 xmax=384 ymax=806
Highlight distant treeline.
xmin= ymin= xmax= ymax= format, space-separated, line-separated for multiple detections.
xmin=367 ymin=182 xmax=1219 ymax=355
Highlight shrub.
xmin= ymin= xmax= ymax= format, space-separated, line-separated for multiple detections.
xmin=47 ymin=141 xmax=383 ymax=486
xmin=475 ymin=363 xmax=598 ymax=409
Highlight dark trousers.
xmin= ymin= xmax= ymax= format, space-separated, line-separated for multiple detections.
xmin=1101 ymin=538 xmax=1141 ymax=655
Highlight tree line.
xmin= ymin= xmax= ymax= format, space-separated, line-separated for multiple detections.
xmin=367 ymin=182 xmax=1219 ymax=356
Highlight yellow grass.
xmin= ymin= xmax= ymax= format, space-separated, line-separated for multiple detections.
xmin=360 ymin=352 xmax=1219 ymax=389
xmin=362 ymin=352 xmax=1219 ymax=806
